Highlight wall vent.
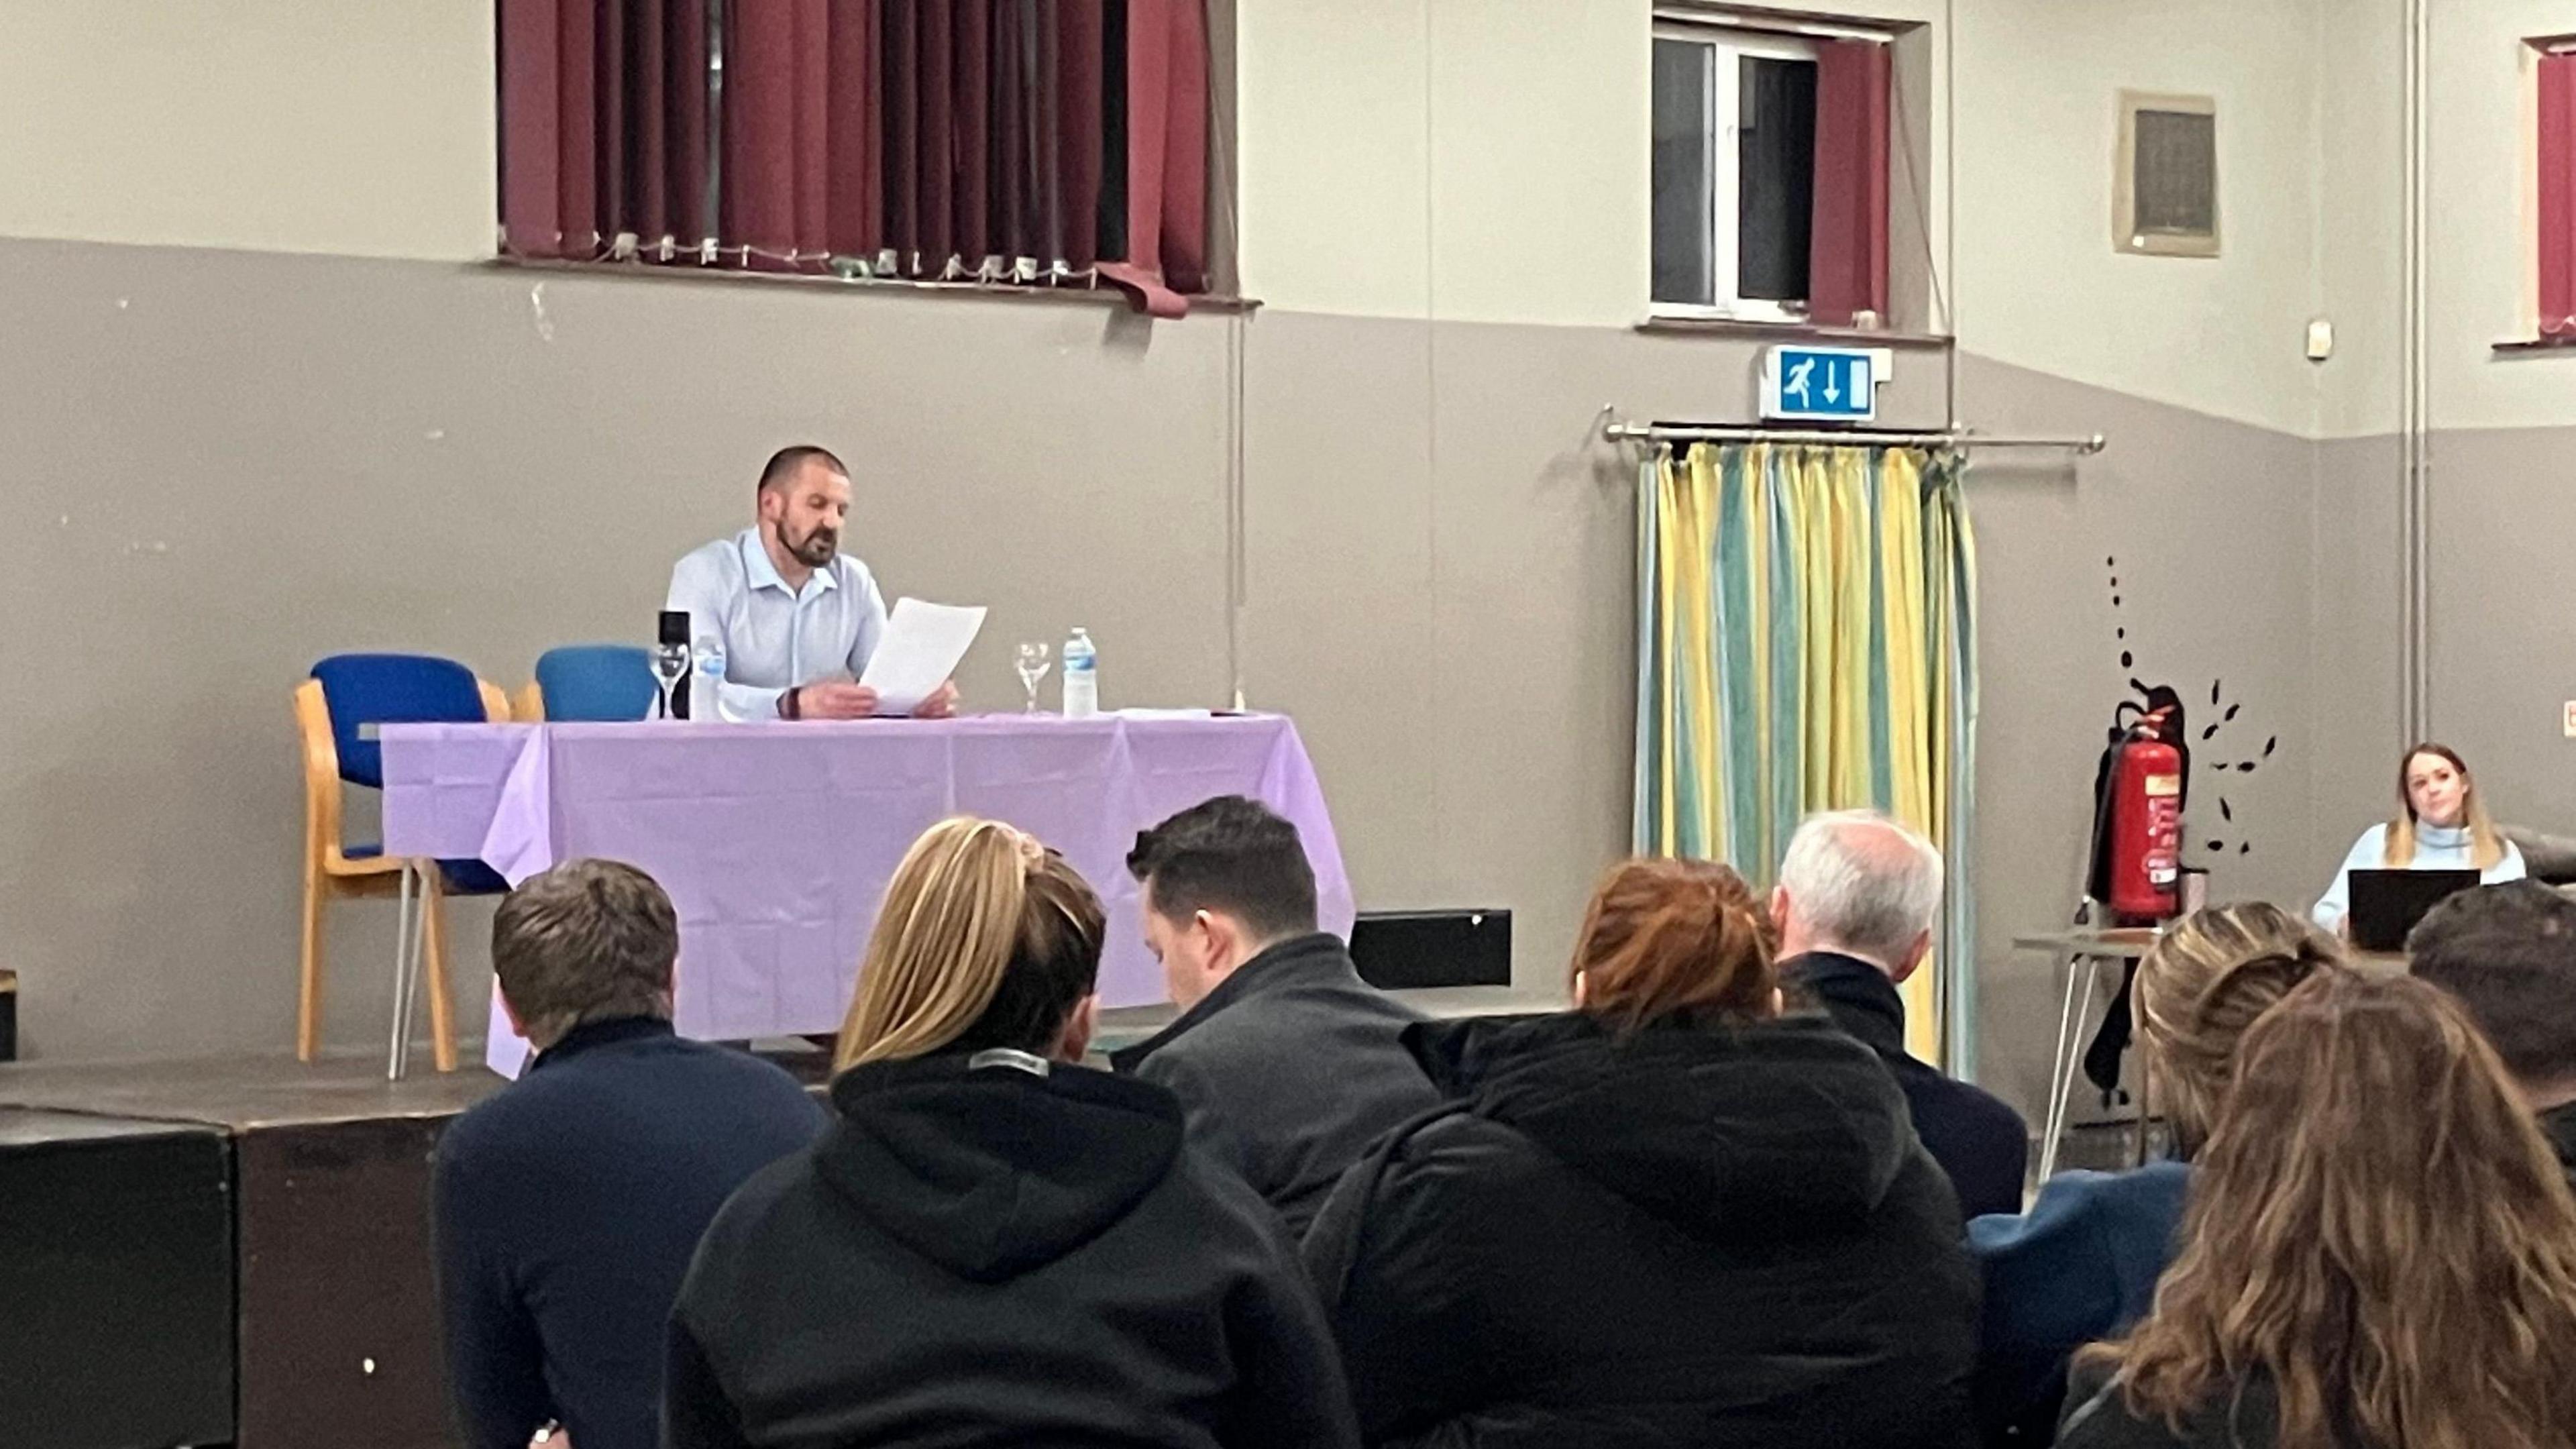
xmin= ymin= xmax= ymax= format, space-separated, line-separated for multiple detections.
xmin=2116 ymin=91 xmax=2219 ymax=258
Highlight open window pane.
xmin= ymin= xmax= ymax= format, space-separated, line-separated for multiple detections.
xmin=1652 ymin=37 xmax=1715 ymax=307
xmin=1737 ymin=55 xmax=1816 ymax=305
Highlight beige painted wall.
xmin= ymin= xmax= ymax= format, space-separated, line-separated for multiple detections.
xmin=0 ymin=0 xmax=2329 ymax=431
xmin=0 ymin=0 xmax=493 ymax=260
xmin=1950 ymin=0 xmax=2327 ymax=436
xmin=2315 ymin=0 xmax=2405 ymax=439
xmin=1236 ymin=0 xmax=1946 ymax=328
xmin=2426 ymin=0 xmax=2576 ymax=431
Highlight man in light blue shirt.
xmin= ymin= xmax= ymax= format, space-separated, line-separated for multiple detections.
xmin=666 ymin=446 xmax=957 ymax=721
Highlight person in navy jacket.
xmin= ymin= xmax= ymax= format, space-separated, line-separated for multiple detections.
xmin=432 ymin=859 xmax=824 ymax=1449
xmin=1773 ymin=810 xmax=2028 ymax=1219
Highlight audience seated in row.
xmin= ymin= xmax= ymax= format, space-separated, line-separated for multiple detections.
xmin=2057 ymin=971 xmax=2576 ymax=1448
xmin=433 ymin=800 xmax=2576 ymax=1449
xmin=432 ymin=861 xmax=824 ymax=1449
xmin=1968 ymin=903 xmax=2343 ymax=1442
xmin=1304 ymin=855 xmax=1978 ymax=1448
xmin=1775 ymin=810 xmax=2029 ymax=1218
xmin=663 ymin=817 xmax=1360 ymax=1448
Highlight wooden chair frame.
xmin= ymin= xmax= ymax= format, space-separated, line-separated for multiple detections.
xmin=294 ymin=676 xmax=507 ymax=1073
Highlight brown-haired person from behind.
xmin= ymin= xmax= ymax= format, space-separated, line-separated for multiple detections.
xmin=1301 ymin=857 xmax=1978 ymax=1449
xmin=2059 ymin=971 xmax=2576 ymax=1449
xmin=662 ymin=818 xmax=1359 ymax=1449
xmin=433 ymin=859 xmax=824 ymax=1449
xmin=1967 ymin=904 xmax=2347 ymax=1442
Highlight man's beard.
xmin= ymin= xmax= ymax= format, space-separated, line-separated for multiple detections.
xmin=789 ymin=527 xmax=838 ymax=566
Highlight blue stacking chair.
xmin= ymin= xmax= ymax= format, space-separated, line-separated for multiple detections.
xmin=523 ymin=643 xmax=659 ymax=722
xmin=296 ymin=653 xmax=511 ymax=1075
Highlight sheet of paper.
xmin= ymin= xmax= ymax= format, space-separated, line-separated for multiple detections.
xmin=859 ymin=597 xmax=987 ymax=714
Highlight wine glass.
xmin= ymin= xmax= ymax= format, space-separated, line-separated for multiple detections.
xmin=1014 ymin=641 xmax=1053 ymax=714
xmin=650 ymin=641 xmax=688 ymax=719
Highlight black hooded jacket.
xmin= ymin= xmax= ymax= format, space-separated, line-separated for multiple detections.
xmin=1302 ymin=1010 xmax=1978 ymax=1449
xmin=665 ymin=1053 xmax=1360 ymax=1449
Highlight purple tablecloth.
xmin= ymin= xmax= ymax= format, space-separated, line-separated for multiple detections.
xmin=380 ymin=714 xmax=1352 ymax=1075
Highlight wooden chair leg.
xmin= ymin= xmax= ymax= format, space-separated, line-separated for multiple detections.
xmin=299 ymin=867 xmax=327 ymax=1063
xmin=421 ymin=867 xmax=458 ymax=1073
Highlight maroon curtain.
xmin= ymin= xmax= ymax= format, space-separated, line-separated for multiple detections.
xmin=1808 ymin=39 xmax=1891 ymax=329
xmin=1095 ymin=0 xmax=1208 ymax=316
xmin=500 ymin=0 xmax=714 ymax=259
xmin=2543 ymin=52 xmax=2576 ymax=339
xmin=1057 ymin=0 xmax=1106 ymax=272
xmin=496 ymin=0 xmax=1211 ymax=310
xmin=824 ymin=0 xmax=881 ymax=259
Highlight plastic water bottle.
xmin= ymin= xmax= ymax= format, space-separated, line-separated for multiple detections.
xmin=691 ymin=636 xmax=729 ymax=722
xmin=1061 ymin=627 xmax=1099 ymax=718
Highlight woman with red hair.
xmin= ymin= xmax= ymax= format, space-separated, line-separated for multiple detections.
xmin=1302 ymin=857 xmax=1977 ymax=1449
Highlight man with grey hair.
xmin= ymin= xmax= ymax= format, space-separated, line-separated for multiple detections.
xmin=1776 ymin=811 xmax=2027 ymax=1217
xmin=433 ymin=859 xmax=823 ymax=1449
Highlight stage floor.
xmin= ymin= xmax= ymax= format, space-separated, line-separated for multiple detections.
xmin=0 ymin=982 xmax=1562 ymax=1129
xmin=0 ymin=1046 xmax=504 ymax=1129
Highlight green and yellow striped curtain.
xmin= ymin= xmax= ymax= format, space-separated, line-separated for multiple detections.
xmin=1633 ymin=442 xmax=1980 ymax=1071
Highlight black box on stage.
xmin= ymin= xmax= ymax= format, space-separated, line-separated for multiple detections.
xmin=0 ymin=1109 xmax=235 ymax=1449
xmin=0 ymin=970 xmax=16 ymax=1061
xmin=237 ymin=1114 xmax=460 ymax=1449
xmin=1350 ymin=909 xmax=1513 ymax=990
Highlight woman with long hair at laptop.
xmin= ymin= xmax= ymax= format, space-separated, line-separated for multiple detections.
xmin=2311 ymin=742 xmax=2524 ymax=936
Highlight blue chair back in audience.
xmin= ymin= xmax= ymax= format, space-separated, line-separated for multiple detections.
xmin=532 ymin=643 xmax=658 ymax=722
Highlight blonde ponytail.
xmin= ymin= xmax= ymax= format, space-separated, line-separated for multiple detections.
xmin=837 ymin=818 xmax=1039 ymax=1069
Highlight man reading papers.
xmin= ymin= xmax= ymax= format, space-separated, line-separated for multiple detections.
xmin=666 ymin=445 xmax=960 ymax=720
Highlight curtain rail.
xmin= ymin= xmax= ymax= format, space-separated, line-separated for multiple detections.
xmin=1599 ymin=410 xmax=2106 ymax=455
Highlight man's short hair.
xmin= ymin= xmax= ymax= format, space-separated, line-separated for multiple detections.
xmin=2409 ymin=880 xmax=2576 ymax=1087
xmin=757 ymin=445 xmax=848 ymax=494
xmin=1776 ymin=810 xmax=1945 ymax=965
xmin=491 ymin=859 xmax=678 ymax=1046
xmin=1126 ymin=796 xmax=1318 ymax=943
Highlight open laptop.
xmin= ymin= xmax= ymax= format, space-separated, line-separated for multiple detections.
xmin=2347 ymin=868 xmax=2482 ymax=953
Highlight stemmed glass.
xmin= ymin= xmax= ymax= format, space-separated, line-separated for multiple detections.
xmin=1014 ymin=641 xmax=1053 ymax=714
xmin=650 ymin=641 xmax=689 ymax=719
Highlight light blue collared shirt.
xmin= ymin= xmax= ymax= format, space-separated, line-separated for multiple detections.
xmin=665 ymin=529 xmax=889 ymax=719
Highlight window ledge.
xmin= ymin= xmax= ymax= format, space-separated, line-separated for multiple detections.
xmin=2493 ymin=334 xmax=2576 ymax=356
xmin=1637 ymin=315 xmax=1953 ymax=348
xmin=476 ymin=256 xmax=1263 ymax=315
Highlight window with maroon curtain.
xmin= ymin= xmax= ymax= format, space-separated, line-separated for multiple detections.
xmin=1648 ymin=21 xmax=1892 ymax=328
xmin=1807 ymin=38 xmax=1890 ymax=329
xmin=496 ymin=0 xmax=1219 ymax=316
xmin=2540 ymin=49 xmax=2576 ymax=340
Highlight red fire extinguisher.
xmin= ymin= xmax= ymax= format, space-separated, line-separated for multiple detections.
xmin=2106 ymin=714 xmax=2186 ymax=921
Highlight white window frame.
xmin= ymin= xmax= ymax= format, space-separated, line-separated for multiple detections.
xmin=1650 ymin=19 xmax=1823 ymax=324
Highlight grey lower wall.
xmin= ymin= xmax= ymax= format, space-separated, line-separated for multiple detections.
xmin=0 ymin=238 xmax=1240 ymax=1060
xmin=2426 ymin=425 xmax=2576 ymax=831
xmin=2310 ymin=434 xmax=2406 ymax=868
xmin=0 ymin=235 xmax=2404 ymax=1137
xmin=1953 ymin=356 xmax=2325 ymax=1120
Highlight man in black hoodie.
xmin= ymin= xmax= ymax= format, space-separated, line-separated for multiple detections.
xmin=2410 ymin=880 xmax=2576 ymax=1188
xmin=1110 ymin=796 xmax=1438 ymax=1235
xmin=1774 ymin=810 xmax=2027 ymax=1218
xmin=664 ymin=817 xmax=1359 ymax=1448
